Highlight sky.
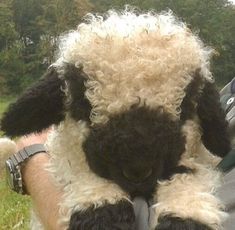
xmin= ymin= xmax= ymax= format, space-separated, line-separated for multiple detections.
xmin=229 ymin=0 xmax=235 ymax=4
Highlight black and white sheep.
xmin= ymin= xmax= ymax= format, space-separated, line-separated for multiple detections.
xmin=0 ymin=9 xmax=230 ymax=230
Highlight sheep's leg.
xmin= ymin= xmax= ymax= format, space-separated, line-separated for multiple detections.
xmin=155 ymin=216 xmax=212 ymax=230
xmin=45 ymin=119 xmax=135 ymax=229
xmin=68 ymin=199 xmax=135 ymax=230
xmin=52 ymin=171 xmax=135 ymax=230
xmin=52 ymin=161 xmax=134 ymax=229
xmin=150 ymin=167 xmax=227 ymax=230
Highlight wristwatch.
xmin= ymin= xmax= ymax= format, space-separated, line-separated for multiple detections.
xmin=5 ymin=144 xmax=47 ymax=194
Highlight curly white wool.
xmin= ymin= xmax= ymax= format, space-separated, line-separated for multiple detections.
xmin=56 ymin=10 xmax=213 ymax=124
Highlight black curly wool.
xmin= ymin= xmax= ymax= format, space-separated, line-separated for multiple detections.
xmin=0 ymin=64 xmax=92 ymax=137
xmin=163 ymin=165 xmax=194 ymax=180
xmin=83 ymin=106 xmax=186 ymax=198
xmin=64 ymin=64 xmax=92 ymax=122
xmin=156 ymin=215 xmax=213 ymax=230
xmin=197 ymin=81 xmax=231 ymax=157
xmin=69 ymin=200 xmax=135 ymax=230
xmin=180 ymin=70 xmax=204 ymax=121
xmin=180 ymin=70 xmax=230 ymax=157
xmin=0 ymin=67 xmax=65 ymax=137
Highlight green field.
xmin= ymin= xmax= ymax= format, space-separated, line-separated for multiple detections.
xmin=0 ymin=98 xmax=31 ymax=230
xmin=0 ymin=98 xmax=13 ymax=136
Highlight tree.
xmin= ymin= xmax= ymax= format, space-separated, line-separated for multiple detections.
xmin=0 ymin=0 xmax=18 ymax=51
xmin=0 ymin=0 xmax=93 ymax=95
xmin=36 ymin=0 xmax=93 ymax=64
xmin=0 ymin=0 xmax=24 ymax=94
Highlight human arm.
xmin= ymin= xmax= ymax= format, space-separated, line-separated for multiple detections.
xmin=17 ymin=132 xmax=64 ymax=230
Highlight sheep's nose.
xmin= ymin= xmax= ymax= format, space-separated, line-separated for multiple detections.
xmin=122 ymin=168 xmax=152 ymax=183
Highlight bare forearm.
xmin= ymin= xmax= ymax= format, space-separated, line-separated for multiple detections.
xmin=15 ymin=131 xmax=64 ymax=230
xmin=22 ymin=152 xmax=63 ymax=230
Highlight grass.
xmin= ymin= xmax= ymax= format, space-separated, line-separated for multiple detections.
xmin=0 ymin=97 xmax=15 ymax=115
xmin=0 ymin=179 xmax=31 ymax=230
xmin=0 ymin=97 xmax=15 ymax=136
xmin=0 ymin=97 xmax=31 ymax=230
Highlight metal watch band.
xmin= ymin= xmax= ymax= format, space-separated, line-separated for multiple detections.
xmin=9 ymin=144 xmax=47 ymax=166
xmin=6 ymin=144 xmax=47 ymax=194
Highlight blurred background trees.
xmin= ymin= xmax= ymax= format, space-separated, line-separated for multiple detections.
xmin=0 ymin=0 xmax=234 ymax=95
xmin=0 ymin=0 xmax=92 ymax=94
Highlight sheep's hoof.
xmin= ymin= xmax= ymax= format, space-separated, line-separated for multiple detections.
xmin=155 ymin=216 xmax=212 ymax=230
xmin=68 ymin=200 xmax=135 ymax=230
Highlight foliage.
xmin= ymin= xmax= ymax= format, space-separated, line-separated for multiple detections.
xmin=0 ymin=0 xmax=22 ymax=94
xmin=0 ymin=0 xmax=18 ymax=51
xmin=0 ymin=0 xmax=93 ymax=96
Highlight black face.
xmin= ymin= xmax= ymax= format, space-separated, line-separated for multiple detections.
xmin=83 ymin=106 xmax=185 ymax=198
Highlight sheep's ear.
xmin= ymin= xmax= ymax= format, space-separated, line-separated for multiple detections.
xmin=197 ymin=81 xmax=231 ymax=157
xmin=63 ymin=64 xmax=92 ymax=122
xmin=180 ymin=70 xmax=230 ymax=157
xmin=0 ymin=67 xmax=66 ymax=137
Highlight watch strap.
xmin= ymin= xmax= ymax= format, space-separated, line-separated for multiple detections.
xmin=9 ymin=144 xmax=47 ymax=166
xmin=6 ymin=144 xmax=47 ymax=195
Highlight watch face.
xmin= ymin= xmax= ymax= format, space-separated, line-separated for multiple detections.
xmin=5 ymin=160 xmax=15 ymax=190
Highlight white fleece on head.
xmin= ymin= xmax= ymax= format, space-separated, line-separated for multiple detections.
xmin=56 ymin=10 xmax=213 ymax=124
